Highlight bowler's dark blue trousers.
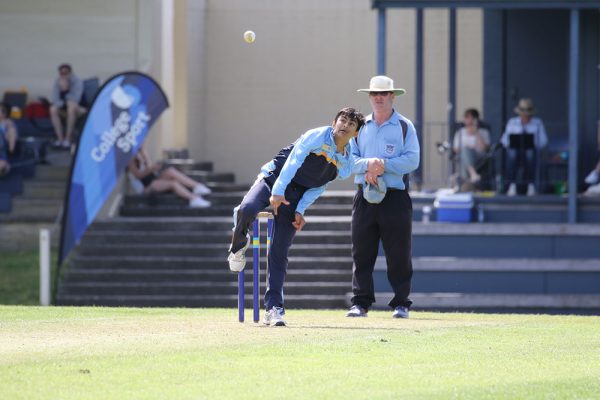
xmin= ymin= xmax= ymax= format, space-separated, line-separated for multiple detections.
xmin=351 ymin=187 xmax=413 ymax=310
xmin=230 ymin=176 xmax=307 ymax=310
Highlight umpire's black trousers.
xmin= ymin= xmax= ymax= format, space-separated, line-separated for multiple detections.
xmin=351 ymin=186 xmax=413 ymax=310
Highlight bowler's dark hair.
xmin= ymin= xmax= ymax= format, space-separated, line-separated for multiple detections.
xmin=464 ymin=108 xmax=480 ymax=120
xmin=335 ymin=107 xmax=366 ymax=131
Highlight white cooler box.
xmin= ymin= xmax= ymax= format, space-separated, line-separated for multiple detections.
xmin=434 ymin=192 xmax=474 ymax=223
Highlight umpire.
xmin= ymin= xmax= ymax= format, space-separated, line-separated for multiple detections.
xmin=346 ymin=76 xmax=420 ymax=319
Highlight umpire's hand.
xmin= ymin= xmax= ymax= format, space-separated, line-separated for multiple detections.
xmin=269 ymin=195 xmax=289 ymax=216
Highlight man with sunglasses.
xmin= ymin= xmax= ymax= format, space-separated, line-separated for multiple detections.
xmin=347 ymin=76 xmax=420 ymax=319
xmin=50 ymin=63 xmax=85 ymax=149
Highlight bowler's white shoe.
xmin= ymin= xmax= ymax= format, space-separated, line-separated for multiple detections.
xmin=263 ymin=306 xmax=286 ymax=327
xmin=506 ymin=183 xmax=517 ymax=196
xmin=526 ymin=183 xmax=536 ymax=196
xmin=227 ymin=234 xmax=250 ymax=272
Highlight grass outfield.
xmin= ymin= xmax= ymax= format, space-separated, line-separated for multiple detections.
xmin=1 ymin=307 xmax=599 ymax=400
xmin=0 ymin=251 xmax=58 ymax=305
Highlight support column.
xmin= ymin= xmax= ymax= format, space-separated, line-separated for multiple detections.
xmin=567 ymin=9 xmax=580 ymax=223
xmin=448 ymin=8 xmax=456 ymax=140
xmin=160 ymin=0 xmax=175 ymax=153
xmin=151 ymin=0 xmax=189 ymax=158
xmin=415 ymin=8 xmax=424 ymax=186
xmin=377 ymin=7 xmax=386 ymax=75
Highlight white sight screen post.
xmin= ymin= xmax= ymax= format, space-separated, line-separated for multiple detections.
xmin=39 ymin=229 xmax=51 ymax=306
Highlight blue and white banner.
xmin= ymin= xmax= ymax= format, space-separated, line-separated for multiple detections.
xmin=59 ymin=72 xmax=169 ymax=265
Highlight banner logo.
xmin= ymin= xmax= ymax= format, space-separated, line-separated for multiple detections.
xmin=59 ymin=72 xmax=169 ymax=265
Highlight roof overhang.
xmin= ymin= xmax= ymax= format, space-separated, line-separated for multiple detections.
xmin=372 ymin=0 xmax=600 ymax=9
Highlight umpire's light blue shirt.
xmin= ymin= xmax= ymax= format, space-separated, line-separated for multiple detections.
xmin=260 ymin=126 xmax=353 ymax=215
xmin=351 ymin=110 xmax=420 ymax=190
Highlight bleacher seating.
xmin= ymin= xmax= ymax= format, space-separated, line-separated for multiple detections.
xmin=0 ymin=173 xmax=24 ymax=195
xmin=0 ymin=192 xmax=11 ymax=213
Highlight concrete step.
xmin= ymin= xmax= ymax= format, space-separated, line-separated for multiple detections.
xmin=89 ymin=216 xmax=353 ymax=232
xmin=55 ymin=293 xmax=346 ymax=309
xmin=23 ymin=181 xmax=66 ymax=198
xmin=411 ymin=257 xmax=600 ymax=271
xmin=62 ymin=268 xmax=351 ymax=283
xmin=121 ymin=191 xmax=357 ymax=207
xmin=118 ymin=204 xmax=354 ymax=217
xmin=119 ymin=205 xmax=232 ymax=217
xmin=389 ymin=292 xmax=600 ymax=313
xmin=82 ymin=230 xmax=352 ymax=245
xmin=411 ymin=232 xmax=599 ymax=259
xmin=165 ymin=160 xmax=213 ymax=172
xmin=69 ymin=255 xmax=353 ymax=270
xmin=185 ymin=171 xmax=235 ymax=183
xmin=58 ymin=281 xmax=349 ymax=296
xmin=11 ymin=200 xmax=62 ymax=218
xmin=34 ymin=165 xmax=70 ymax=180
xmin=11 ymin=197 xmax=63 ymax=208
xmin=0 ymin=206 xmax=59 ymax=223
xmin=373 ymin=257 xmax=600 ymax=298
xmin=76 ymin=243 xmax=353 ymax=257
xmin=204 ymin=183 xmax=252 ymax=192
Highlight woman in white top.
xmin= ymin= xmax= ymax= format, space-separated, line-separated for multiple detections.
xmin=453 ymin=108 xmax=490 ymax=185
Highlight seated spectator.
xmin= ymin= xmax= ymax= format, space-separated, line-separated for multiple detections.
xmin=127 ymin=143 xmax=212 ymax=208
xmin=452 ymin=108 xmax=490 ymax=187
xmin=500 ymin=98 xmax=548 ymax=196
xmin=0 ymin=102 xmax=17 ymax=176
xmin=584 ymin=120 xmax=600 ymax=186
xmin=49 ymin=63 xmax=86 ymax=149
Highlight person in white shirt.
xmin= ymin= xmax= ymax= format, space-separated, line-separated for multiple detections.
xmin=452 ymin=108 xmax=490 ymax=186
xmin=500 ymin=98 xmax=548 ymax=196
xmin=584 ymin=121 xmax=600 ymax=186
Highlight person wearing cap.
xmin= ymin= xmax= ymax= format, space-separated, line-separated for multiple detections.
xmin=346 ymin=76 xmax=420 ymax=319
xmin=500 ymin=98 xmax=548 ymax=196
xmin=227 ymin=107 xmax=365 ymax=327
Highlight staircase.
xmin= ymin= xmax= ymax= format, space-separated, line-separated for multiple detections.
xmin=0 ymin=164 xmax=67 ymax=223
xmin=0 ymin=149 xmax=70 ymax=250
xmin=56 ymin=216 xmax=353 ymax=309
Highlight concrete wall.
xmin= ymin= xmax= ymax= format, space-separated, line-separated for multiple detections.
xmin=0 ymin=0 xmax=483 ymax=188
xmin=191 ymin=1 xmax=483 ymax=186
xmin=0 ymin=0 xmax=138 ymax=99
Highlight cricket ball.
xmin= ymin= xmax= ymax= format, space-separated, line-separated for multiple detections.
xmin=243 ymin=30 xmax=256 ymax=44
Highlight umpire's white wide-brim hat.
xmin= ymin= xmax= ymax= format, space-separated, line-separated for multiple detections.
xmin=357 ymin=75 xmax=406 ymax=96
